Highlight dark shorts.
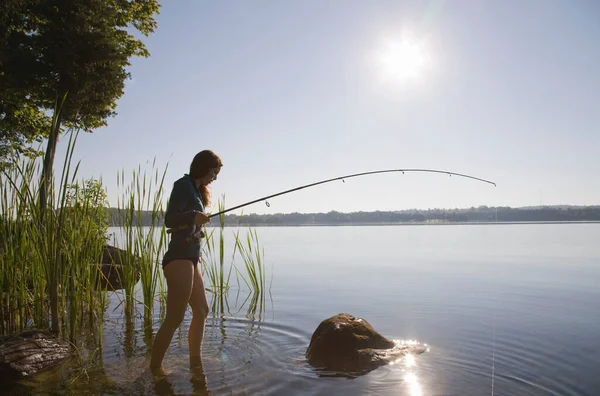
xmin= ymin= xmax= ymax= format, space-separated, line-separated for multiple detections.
xmin=162 ymin=256 xmax=200 ymax=269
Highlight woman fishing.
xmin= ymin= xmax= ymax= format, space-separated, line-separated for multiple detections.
xmin=149 ymin=158 xmax=493 ymax=377
xmin=150 ymin=149 xmax=223 ymax=376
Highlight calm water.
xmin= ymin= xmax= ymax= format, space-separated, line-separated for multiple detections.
xmin=10 ymin=224 xmax=600 ymax=395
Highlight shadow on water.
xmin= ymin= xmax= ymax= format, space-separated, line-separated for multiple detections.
xmin=110 ymin=361 xmax=209 ymax=396
xmin=5 ymin=286 xmax=277 ymax=395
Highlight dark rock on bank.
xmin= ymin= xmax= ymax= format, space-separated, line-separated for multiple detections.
xmin=0 ymin=330 xmax=72 ymax=384
xmin=96 ymin=244 xmax=141 ymax=290
xmin=306 ymin=313 xmax=427 ymax=374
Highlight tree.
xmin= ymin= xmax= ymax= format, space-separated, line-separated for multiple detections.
xmin=0 ymin=0 xmax=160 ymax=211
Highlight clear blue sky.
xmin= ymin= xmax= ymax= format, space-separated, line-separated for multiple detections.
xmin=57 ymin=0 xmax=600 ymax=214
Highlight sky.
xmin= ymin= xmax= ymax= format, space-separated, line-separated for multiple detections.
xmin=55 ymin=0 xmax=600 ymax=215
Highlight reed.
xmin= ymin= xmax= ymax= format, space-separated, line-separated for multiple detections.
xmin=61 ymin=178 xmax=110 ymax=339
xmin=233 ymin=227 xmax=270 ymax=317
xmin=115 ymin=160 xmax=168 ymax=325
xmin=1 ymin=161 xmax=31 ymax=335
xmin=202 ymin=200 xmax=234 ymax=313
xmin=200 ymin=199 xmax=271 ymax=316
xmin=0 ymin=129 xmax=109 ymax=342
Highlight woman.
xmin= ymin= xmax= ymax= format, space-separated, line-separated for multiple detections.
xmin=150 ymin=150 xmax=223 ymax=376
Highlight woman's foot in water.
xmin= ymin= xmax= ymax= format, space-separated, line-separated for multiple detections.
xmin=189 ymin=357 xmax=208 ymax=390
xmin=150 ymin=365 xmax=171 ymax=379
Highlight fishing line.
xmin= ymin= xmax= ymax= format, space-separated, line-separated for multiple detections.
xmin=491 ymin=322 xmax=496 ymax=396
xmin=167 ymin=168 xmax=496 ymax=234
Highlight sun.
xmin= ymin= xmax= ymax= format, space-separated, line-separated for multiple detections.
xmin=377 ymin=38 xmax=427 ymax=84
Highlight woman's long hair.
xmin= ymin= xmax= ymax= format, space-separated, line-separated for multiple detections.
xmin=189 ymin=150 xmax=223 ymax=207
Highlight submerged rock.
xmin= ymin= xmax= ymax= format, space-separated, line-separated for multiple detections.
xmin=306 ymin=313 xmax=427 ymax=374
xmin=0 ymin=330 xmax=72 ymax=384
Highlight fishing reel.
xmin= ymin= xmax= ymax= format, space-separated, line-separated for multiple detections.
xmin=190 ymin=227 xmax=206 ymax=240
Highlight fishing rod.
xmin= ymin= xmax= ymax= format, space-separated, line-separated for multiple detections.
xmin=166 ymin=168 xmax=496 ymax=234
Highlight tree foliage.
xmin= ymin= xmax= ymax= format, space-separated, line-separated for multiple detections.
xmin=64 ymin=178 xmax=110 ymax=247
xmin=0 ymin=0 xmax=160 ymax=169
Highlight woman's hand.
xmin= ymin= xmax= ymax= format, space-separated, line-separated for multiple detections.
xmin=194 ymin=212 xmax=210 ymax=225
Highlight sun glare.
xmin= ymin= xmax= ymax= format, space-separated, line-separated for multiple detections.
xmin=404 ymin=372 xmax=423 ymax=396
xmin=377 ymin=37 xmax=427 ymax=84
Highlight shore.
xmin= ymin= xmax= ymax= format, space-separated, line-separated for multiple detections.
xmin=205 ymin=220 xmax=600 ymax=227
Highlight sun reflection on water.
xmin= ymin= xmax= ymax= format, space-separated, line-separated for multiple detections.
xmin=405 ymin=353 xmax=416 ymax=368
xmin=405 ymin=372 xmax=423 ymax=396
xmin=387 ymin=339 xmax=429 ymax=396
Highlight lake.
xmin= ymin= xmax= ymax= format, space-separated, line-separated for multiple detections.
xmin=11 ymin=224 xmax=600 ymax=395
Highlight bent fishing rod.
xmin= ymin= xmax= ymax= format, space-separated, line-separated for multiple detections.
xmin=166 ymin=168 xmax=496 ymax=234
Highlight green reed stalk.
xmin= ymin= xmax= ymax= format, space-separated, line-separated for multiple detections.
xmin=202 ymin=199 xmax=238 ymax=314
xmin=116 ymin=160 xmax=168 ymax=324
xmin=233 ymin=228 xmax=266 ymax=294
xmin=200 ymin=200 xmax=272 ymax=316
xmin=233 ymin=227 xmax=270 ymax=317
xmin=61 ymin=178 xmax=110 ymax=341
xmin=0 ymin=127 xmax=108 ymax=342
xmin=0 ymin=158 xmax=35 ymax=334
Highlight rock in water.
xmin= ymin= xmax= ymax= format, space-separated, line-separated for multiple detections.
xmin=306 ymin=313 xmax=427 ymax=374
xmin=0 ymin=330 xmax=72 ymax=384
xmin=97 ymin=244 xmax=141 ymax=290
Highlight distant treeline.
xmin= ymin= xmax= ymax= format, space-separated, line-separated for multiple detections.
xmin=107 ymin=206 xmax=600 ymax=227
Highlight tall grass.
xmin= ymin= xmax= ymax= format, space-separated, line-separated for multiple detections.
xmin=115 ymin=160 xmax=168 ymax=325
xmin=201 ymin=200 xmax=271 ymax=317
xmin=203 ymin=200 xmax=234 ymax=313
xmin=0 ymin=129 xmax=109 ymax=342
xmin=233 ymin=228 xmax=270 ymax=318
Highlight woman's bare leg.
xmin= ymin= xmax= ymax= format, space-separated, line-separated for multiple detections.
xmin=188 ymin=263 xmax=209 ymax=364
xmin=150 ymin=260 xmax=195 ymax=373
